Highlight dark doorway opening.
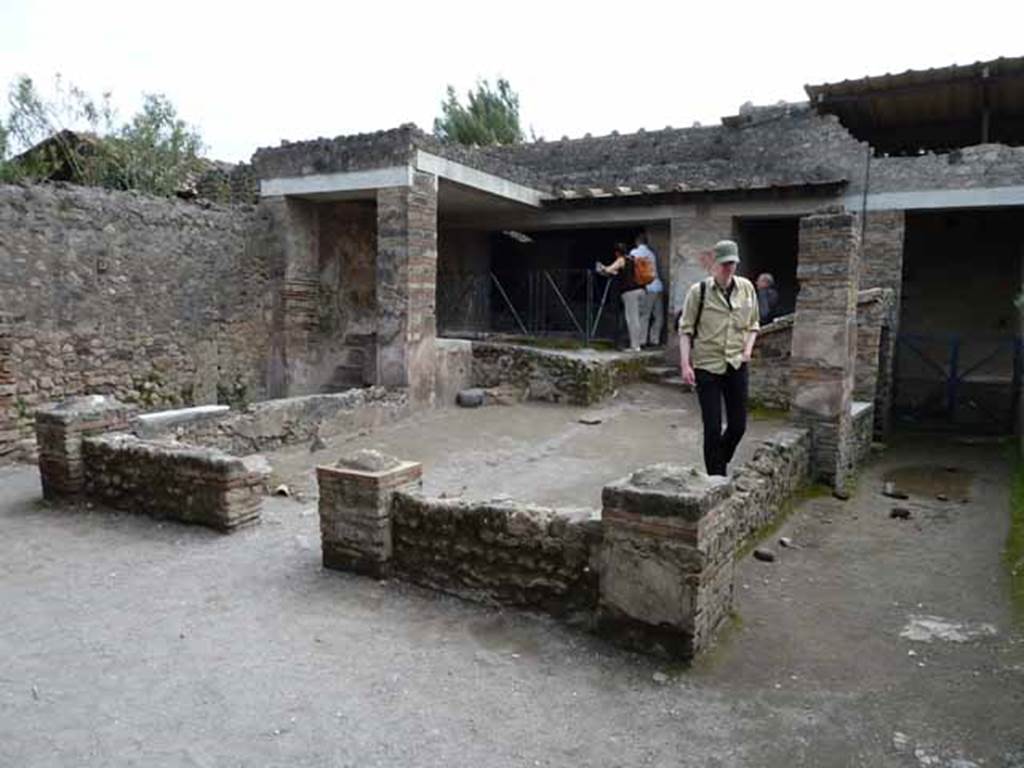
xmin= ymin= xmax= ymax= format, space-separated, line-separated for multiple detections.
xmin=487 ymin=227 xmax=649 ymax=344
xmin=894 ymin=208 xmax=1023 ymax=432
xmin=735 ymin=217 xmax=799 ymax=321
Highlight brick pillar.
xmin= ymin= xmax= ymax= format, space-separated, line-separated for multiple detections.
xmin=599 ymin=465 xmax=735 ymax=660
xmin=790 ymin=210 xmax=861 ymax=494
xmin=317 ymin=449 xmax=422 ymax=577
xmin=377 ymin=172 xmax=438 ymax=405
xmin=0 ymin=317 xmax=17 ymax=459
xmin=35 ymin=396 xmax=136 ymax=499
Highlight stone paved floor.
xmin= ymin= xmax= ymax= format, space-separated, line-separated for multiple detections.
xmin=1 ymin=425 xmax=1022 ymax=766
xmin=269 ymin=382 xmax=782 ymax=508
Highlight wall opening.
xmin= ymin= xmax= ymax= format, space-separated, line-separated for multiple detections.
xmin=894 ymin=209 xmax=1023 ymax=432
xmin=735 ymin=217 xmax=800 ymax=320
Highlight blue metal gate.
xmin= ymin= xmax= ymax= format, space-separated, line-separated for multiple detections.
xmin=893 ymin=333 xmax=1023 ymax=432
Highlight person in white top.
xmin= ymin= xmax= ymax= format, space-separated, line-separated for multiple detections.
xmin=631 ymin=232 xmax=664 ymax=347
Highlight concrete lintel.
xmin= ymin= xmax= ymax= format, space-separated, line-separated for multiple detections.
xmin=845 ymin=185 xmax=1024 ymax=212
xmin=260 ymin=166 xmax=413 ymax=198
xmin=414 ymin=150 xmax=544 ymax=208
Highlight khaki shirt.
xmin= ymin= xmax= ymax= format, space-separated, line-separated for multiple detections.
xmin=678 ymin=276 xmax=760 ymax=374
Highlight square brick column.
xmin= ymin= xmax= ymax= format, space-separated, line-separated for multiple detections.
xmin=317 ymin=450 xmax=422 ymax=577
xmin=377 ymin=171 xmax=438 ymax=406
xmin=35 ymin=395 xmax=137 ymax=499
xmin=790 ymin=210 xmax=861 ymax=494
xmin=599 ymin=465 xmax=735 ymax=660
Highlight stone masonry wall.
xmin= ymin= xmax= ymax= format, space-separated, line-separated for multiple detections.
xmin=0 ymin=316 xmax=17 ymax=458
xmin=472 ymin=342 xmax=651 ymax=406
xmin=391 ymin=496 xmax=602 ymax=617
xmin=82 ymin=433 xmax=270 ymax=531
xmin=170 ymin=387 xmax=409 ymax=455
xmin=0 ymin=183 xmax=273 ymax=444
xmin=748 ymin=316 xmax=793 ymax=410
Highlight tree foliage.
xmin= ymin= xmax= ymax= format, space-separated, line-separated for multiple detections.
xmin=0 ymin=75 xmax=205 ymax=196
xmin=433 ymin=78 xmax=524 ymax=146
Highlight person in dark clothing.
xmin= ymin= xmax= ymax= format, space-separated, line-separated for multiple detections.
xmin=756 ymin=272 xmax=779 ymax=325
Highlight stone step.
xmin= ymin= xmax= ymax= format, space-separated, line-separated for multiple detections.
xmin=650 ymin=375 xmax=693 ymax=393
xmin=642 ymin=365 xmax=677 ymax=382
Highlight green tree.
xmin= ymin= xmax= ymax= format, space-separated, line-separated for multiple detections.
xmin=0 ymin=75 xmax=204 ymax=196
xmin=433 ymin=78 xmax=524 ymax=146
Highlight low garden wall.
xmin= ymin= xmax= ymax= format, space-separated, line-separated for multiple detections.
xmin=392 ymin=496 xmax=601 ymax=617
xmin=82 ymin=434 xmax=270 ymax=531
xmin=318 ymin=425 xmax=812 ymax=660
xmin=162 ymin=387 xmax=408 ymax=453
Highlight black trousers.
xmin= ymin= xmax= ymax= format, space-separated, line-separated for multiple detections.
xmin=694 ymin=363 xmax=748 ymax=476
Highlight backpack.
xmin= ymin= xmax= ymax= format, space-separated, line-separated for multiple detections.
xmin=632 ymin=255 xmax=656 ymax=287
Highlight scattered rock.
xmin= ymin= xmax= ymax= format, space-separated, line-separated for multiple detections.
xmin=833 ymin=489 xmax=850 ymax=501
xmin=936 ymin=494 xmax=949 ymax=502
xmin=309 ymin=434 xmax=327 ymax=452
xmin=578 ymin=416 xmax=602 ymax=425
xmin=890 ymin=507 xmax=912 ymax=520
xmin=273 ymin=484 xmax=290 ymax=497
xmin=456 ymin=388 xmax=485 ymax=408
xmin=892 ymin=731 xmax=910 ymax=752
xmin=779 ymin=537 xmax=793 ymax=548
xmin=652 ymin=671 xmax=669 ymax=684
xmin=31 ymin=685 xmax=39 ymax=701
xmin=753 ymin=548 xmax=776 ymax=563
xmin=883 ymin=481 xmax=909 ymax=500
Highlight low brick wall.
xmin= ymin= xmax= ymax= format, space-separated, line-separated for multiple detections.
xmin=82 ymin=434 xmax=270 ymax=531
xmin=391 ymin=496 xmax=601 ymax=616
xmin=171 ymin=387 xmax=409 ymax=453
xmin=471 ymin=342 xmax=655 ymax=406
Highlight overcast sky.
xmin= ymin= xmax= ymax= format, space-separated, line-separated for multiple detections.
xmin=1 ymin=0 xmax=1022 ymax=163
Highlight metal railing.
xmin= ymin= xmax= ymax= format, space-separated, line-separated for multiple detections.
xmin=437 ymin=268 xmax=624 ymax=343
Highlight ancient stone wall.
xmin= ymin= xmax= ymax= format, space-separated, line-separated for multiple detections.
xmin=0 ymin=183 xmax=273 ymax=447
xmin=391 ymin=496 xmax=601 ymax=616
xmin=870 ymin=144 xmax=1024 ymax=193
xmin=0 ymin=316 xmax=17 ymax=458
xmin=82 ymin=433 xmax=269 ymax=531
xmin=471 ymin=342 xmax=651 ymax=406
xmin=721 ymin=427 xmax=811 ymax=544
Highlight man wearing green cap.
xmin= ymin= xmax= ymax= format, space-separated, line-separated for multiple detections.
xmin=677 ymin=239 xmax=760 ymax=476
